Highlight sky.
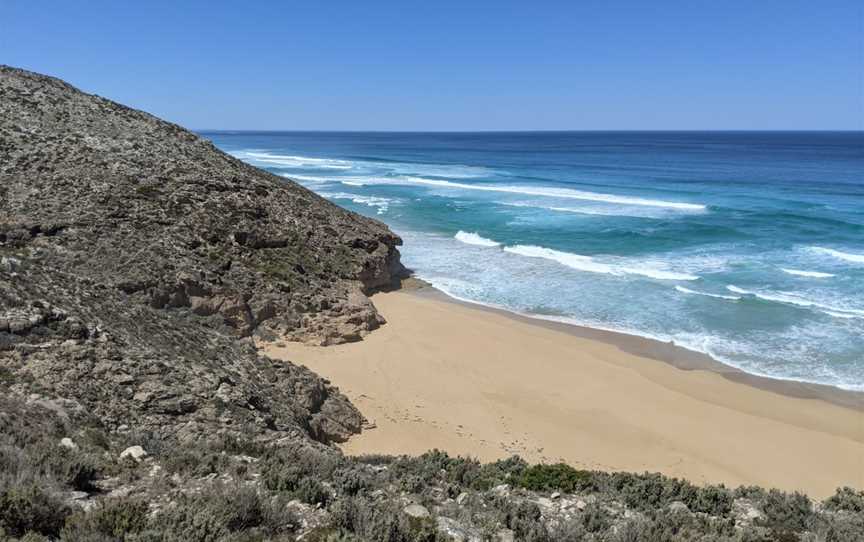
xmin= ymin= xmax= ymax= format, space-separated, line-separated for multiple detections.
xmin=1 ymin=1 xmax=862 ymax=131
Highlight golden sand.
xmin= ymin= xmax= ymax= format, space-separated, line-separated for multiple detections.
xmin=262 ymin=287 xmax=864 ymax=498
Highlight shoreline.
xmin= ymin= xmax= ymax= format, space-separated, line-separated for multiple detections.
xmin=262 ymin=280 xmax=864 ymax=498
xmin=407 ymin=279 xmax=863 ymax=411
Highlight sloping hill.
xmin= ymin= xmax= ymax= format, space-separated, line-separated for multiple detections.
xmin=0 ymin=65 xmax=408 ymax=444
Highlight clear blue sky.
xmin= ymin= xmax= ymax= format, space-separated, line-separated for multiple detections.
xmin=2 ymin=1 xmax=861 ymax=130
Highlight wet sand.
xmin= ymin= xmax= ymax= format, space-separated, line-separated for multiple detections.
xmin=262 ymin=284 xmax=864 ymax=498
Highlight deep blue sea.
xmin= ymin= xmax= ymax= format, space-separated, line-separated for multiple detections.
xmin=204 ymin=131 xmax=864 ymax=391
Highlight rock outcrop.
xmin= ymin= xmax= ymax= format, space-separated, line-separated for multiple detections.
xmin=0 ymin=65 xmax=407 ymax=444
xmin=0 ymin=65 xmax=405 ymax=345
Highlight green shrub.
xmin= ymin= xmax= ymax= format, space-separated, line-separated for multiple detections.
xmin=161 ymin=447 xmax=230 ymax=477
xmin=332 ymin=468 xmax=372 ymax=496
xmin=62 ymin=499 xmax=149 ymax=538
xmin=0 ymin=484 xmax=70 ymax=538
xmin=263 ymin=461 xmax=302 ymax=493
xmin=328 ymin=496 xmax=445 ymax=542
xmin=612 ymin=510 xmax=740 ymax=542
xmin=606 ymin=472 xmax=731 ymax=516
xmin=517 ymin=463 xmax=594 ymax=493
xmin=580 ymin=502 xmax=612 ymax=534
xmin=259 ymin=445 xmax=341 ymax=493
xmin=45 ymin=449 xmax=99 ymax=492
xmin=146 ymin=483 xmax=297 ymax=541
xmin=295 ymin=477 xmax=330 ymax=506
xmin=823 ymin=487 xmax=864 ymax=513
xmin=758 ymin=490 xmax=815 ymax=536
xmin=78 ymin=428 xmax=111 ymax=451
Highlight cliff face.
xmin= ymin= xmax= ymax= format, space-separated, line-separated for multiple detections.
xmin=0 ymin=65 xmax=406 ymax=443
xmin=0 ymin=66 xmax=405 ymax=344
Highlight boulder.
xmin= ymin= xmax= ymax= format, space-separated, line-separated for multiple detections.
xmin=119 ymin=445 xmax=148 ymax=461
xmin=403 ymin=503 xmax=431 ymax=519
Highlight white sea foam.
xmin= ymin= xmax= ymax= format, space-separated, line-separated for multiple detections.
xmin=319 ymin=192 xmax=392 ymax=214
xmin=727 ymin=285 xmax=864 ymax=319
xmin=236 ymin=151 xmax=353 ymax=170
xmin=390 ymin=177 xmax=706 ymax=210
xmin=810 ymin=247 xmax=864 ymax=264
xmin=823 ymin=310 xmax=861 ymax=319
xmin=675 ymin=286 xmax=741 ymax=300
xmin=419 ymin=273 xmax=864 ymax=392
xmin=503 ymin=245 xmax=698 ymax=280
xmin=392 ymin=163 xmax=489 ymax=179
xmin=235 ymin=150 xmax=492 ymax=179
xmin=780 ymin=268 xmax=835 ymax=278
xmin=454 ymin=231 xmax=501 ymax=247
xmin=273 ymin=171 xmax=705 ymax=212
xmin=321 ymin=175 xmax=706 ymax=211
xmin=624 ymin=267 xmax=700 ymax=281
xmin=500 ymin=201 xmax=662 ymax=218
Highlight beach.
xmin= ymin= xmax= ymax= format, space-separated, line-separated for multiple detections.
xmin=263 ymin=282 xmax=864 ymax=500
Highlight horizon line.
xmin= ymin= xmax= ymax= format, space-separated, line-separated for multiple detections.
xmin=195 ymin=128 xmax=864 ymax=134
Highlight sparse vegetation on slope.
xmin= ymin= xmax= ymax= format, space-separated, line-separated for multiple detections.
xmin=1 ymin=403 xmax=862 ymax=541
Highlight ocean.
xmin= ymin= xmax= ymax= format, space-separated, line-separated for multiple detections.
xmin=204 ymin=131 xmax=864 ymax=391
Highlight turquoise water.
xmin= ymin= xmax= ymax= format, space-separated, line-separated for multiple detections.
xmin=205 ymin=131 xmax=864 ymax=390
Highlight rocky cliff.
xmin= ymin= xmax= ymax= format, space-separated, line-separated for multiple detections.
xmin=0 ymin=66 xmax=405 ymax=344
xmin=0 ymin=65 xmax=406 ymax=444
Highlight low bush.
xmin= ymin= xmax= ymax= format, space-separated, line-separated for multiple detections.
xmin=328 ymin=496 xmax=445 ymax=542
xmin=295 ymin=476 xmax=330 ymax=506
xmin=517 ymin=463 xmax=594 ymax=493
xmin=823 ymin=486 xmax=864 ymax=513
xmin=757 ymin=489 xmax=815 ymax=534
xmin=151 ymin=483 xmax=296 ymax=542
xmin=0 ymin=483 xmax=70 ymax=538
xmin=62 ymin=499 xmax=149 ymax=539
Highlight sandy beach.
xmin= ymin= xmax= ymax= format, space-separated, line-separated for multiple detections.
xmin=262 ymin=284 xmax=864 ymax=499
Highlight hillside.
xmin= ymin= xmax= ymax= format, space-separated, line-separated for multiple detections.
xmin=1 ymin=66 xmax=861 ymax=541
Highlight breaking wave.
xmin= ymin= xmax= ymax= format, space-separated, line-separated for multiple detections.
xmin=675 ymin=286 xmax=741 ymax=300
xmin=810 ymin=247 xmax=864 ymax=264
xmin=236 ymin=151 xmax=353 ymax=169
xmin=780 ymin=268 xmax=835 ymax=278
xmin=319 ymin=192 xmax=392 ymax=215
xmin=503 ymin=245 xmax=699 ymax=280
xmin=385 ymin=177 xmax=706 ymax=210
xmin=727 ymin=286 xmax=864 ymax=319
xmin=454 ymin=231 xmax=501 ymax=247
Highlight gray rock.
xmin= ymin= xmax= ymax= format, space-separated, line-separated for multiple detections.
xmin=668 ymin=501 xmax=690 ymax=514
xmin=59 ymin=437 xmax=78 ymax=450
xmin=456 ymin=491 xmax=469 ymax=505
xmin=0 ymin=256 xmax=19 ymax=272
xmin=536 ymin=497 xmax=555 ymax=509
xmin=436 ymin=516 xmax=480 ymax=541
xmin=119 ymin=445 xmax=148 ymax=461
xmin=494 ymin=529 xmax=516 ymax=542
xmin=733 ymin=499 xmax=764 ymax=523
xmin=67 ymin=491 xmax=89 ymax=501
xmin=403 ymin=503 xmax=431 ymax=519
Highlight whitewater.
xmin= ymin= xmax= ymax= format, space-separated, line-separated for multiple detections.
xmin=210 ymin=131 xmax=864 ymax=391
